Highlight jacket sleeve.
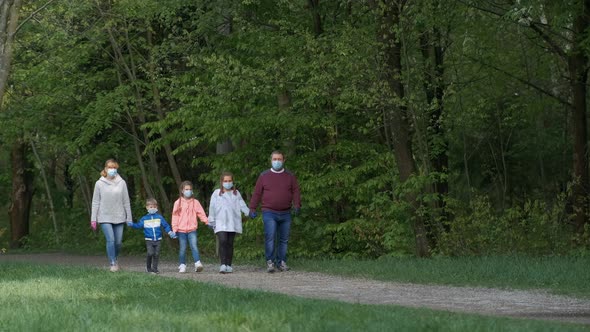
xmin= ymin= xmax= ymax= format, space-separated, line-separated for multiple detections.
xmin=130 ymin=218 xmax=144 ymax=230
xmin=249 ymin=175 xmax=264 ymax=211
xmin=122 ymin=180 xmax=133 ymax=222
xmin=160 ymin=216 xmax=172 ymax=233
xmin=171 ymin=199 xmax=180 ymax=232
xmin=292 ymin=174 xmax=301 ymax=209
xmin=237 ymin=191 xmax=250 ymax=216
xmin=91 ymin=181 xmax=100 ymax=221
xmin=208 ymin=192 xmax=217 ymax=228
xmin=194 ymin=200 xmax=209 ymax=224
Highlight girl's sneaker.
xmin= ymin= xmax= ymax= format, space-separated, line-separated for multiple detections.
xmin=219 ymin=264 xmax=227 ymax=273
xmin=195 ymin=261 xmax=204 ymax=272
xmin=110 ymin=264 xmax=119 ymax=272
xmin=178 ymin=264 xmax=187 ymax=273
xmin=225 ymin=265 xmax=233 ymax=273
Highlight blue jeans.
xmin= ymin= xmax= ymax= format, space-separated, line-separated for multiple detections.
xmin=177 ymin=231 xmax=200 ymax=264
xmin=262 ymin=211 xmax=291 ymax=263
xmin=100 ymin=223 xmax=124 ymax=265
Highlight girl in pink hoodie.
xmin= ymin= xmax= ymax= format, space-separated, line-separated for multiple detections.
xmin=171 ymin=180 xmax=209 ymax=273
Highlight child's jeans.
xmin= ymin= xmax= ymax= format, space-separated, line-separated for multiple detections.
xmin=100 ymin=222 xmax=124 ymax=265
xmin=177 ymin=231 xmax=200 ymax=264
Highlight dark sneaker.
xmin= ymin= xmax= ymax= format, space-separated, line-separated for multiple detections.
xmin=278 ymin=261 xmax=290 ymax=272
xmin=266 ymin=260 xmax=275 ymax=273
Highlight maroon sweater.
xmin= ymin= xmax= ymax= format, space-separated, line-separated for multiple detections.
xmin=249 ymin=169 xmax=301 ymax=213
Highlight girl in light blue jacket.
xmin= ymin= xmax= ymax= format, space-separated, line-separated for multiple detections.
xmin=208 ymin=172 xmax=250 ymax=274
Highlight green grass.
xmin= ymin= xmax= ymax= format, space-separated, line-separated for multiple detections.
xmin=288 ymin=256 xmax=590 ymax=298
xmin=0 ymin=263 xmax=587 ymax=331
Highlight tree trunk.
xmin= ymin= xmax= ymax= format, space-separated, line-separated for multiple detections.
xmin=8 ymin=139 xmax=34 ymax=248
xmin=568 ymin=0 xmax=590 ymax=235
xmin=378 ymin=0 xmax=429 ymax=257
xmin=0 ymin=0 xmax=22 ymax=105
xmin=308 ymin=0 xmax=323 ymax=37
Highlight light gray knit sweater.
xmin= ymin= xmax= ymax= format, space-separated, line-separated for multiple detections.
xmin=91 ymin=175 xmax=133 ymax=224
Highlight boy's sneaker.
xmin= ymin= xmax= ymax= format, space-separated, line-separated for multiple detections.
xmin=178 ymin=264 xmax=187 ymax=273
xmin=278 ymin=261 xmax=290 ymax=272
xmin=195 ymin=261 xmax=204 ymax=272
xmin=219 ymin=264 xmax=227 ymax=274
xmin=266 ymin=260 xmax=275 ymax=273
xmin=225 ymin=265 xmax=233 ymax=273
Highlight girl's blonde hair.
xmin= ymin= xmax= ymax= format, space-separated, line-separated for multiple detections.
xmin=100 ymin=159 xmax=119 ymax=177
xmin=219 ymin=171 xmax=237 ymax=196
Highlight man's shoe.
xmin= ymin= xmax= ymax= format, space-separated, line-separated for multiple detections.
xmin=266 ymin=260 xmax=275 ymax=273
xmin=278 ymin=261 xmax=290 ymax=272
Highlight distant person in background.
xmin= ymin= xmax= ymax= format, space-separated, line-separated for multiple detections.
xmin=208 ymin=171 xmax=250 ymax=274
xmin=127 ymin=198 xmax=176 ymax=274
xmin=171 ymin=180 xmax=209 ymax=273
xmin=91 ymin=159 xmax=133 ymax=272
xmin=249 ymin=150 xmax=301 ymax=273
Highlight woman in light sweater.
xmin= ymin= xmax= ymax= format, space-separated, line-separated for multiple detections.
xmin=91 ymin=159 xmax=133 ymax=272
xmin=208 ymin=172 xmax=250 ymax=273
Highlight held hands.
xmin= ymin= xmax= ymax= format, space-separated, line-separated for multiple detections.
xmin=126 ymin=221 xmax=133 ymax=227
xmin=292 ymin=208 xmax=301 ymax=216
xmin=249 ymin=210 xmax=257 ymax=219
xmin=207 ymin=223 xmax=215 ymax=231
xmin=168 ymin=231 xmax=177 ymax=239
xmin=90 ymin=221 xmax=97 ymax=231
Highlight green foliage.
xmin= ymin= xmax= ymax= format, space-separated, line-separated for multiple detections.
xmin=438 ymin=194 xmax=573 ymax=256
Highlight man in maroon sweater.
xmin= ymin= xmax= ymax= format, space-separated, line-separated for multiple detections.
xmin=249 ymin=150 xmax=301 ymax=273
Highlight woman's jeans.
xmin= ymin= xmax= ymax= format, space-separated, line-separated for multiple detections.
xmin=100 ymin=223 xmax=124 ymax=265
xmin=262 ymin=211 xmax=291 ymax=263
xmin=177 ymin=231 xmax=200 ymax=264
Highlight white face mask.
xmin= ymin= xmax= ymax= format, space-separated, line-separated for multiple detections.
xmin=222 ymin=182 xmax=233 ymax=190
xmin=147 ymin=208 xmax=158 ymax=214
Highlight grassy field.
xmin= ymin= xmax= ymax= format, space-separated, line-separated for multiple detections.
xmin=288 ymin=255 xmax=590 ymax=298
xmin=0 ymin=262 xmax=587 ymax=332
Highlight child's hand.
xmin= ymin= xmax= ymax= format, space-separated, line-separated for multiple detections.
xmin=126 ymin=221 xmax=133 ymax=227
xmin=249 ymin=210 xmax=257 ymax=219
xmin=168 ymin=231 xmax=177 ymax=239
xmin=207 ymin=224 xmax=215 ymax=231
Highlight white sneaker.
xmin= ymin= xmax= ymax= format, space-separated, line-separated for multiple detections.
xmin=178 ymin=264 xmax=187 ymax=273
xmin=219 ymin=264 xmax=227 ymax=273
xmin=109 ymin=264 xmax=119 ymax=272
xmin=266 ymin=260 xmax=275 ymax=273
xmin=225 ymin=265 xmax=233 ymax=273
xmin=195 ymin=261 xmax=203 ymax=272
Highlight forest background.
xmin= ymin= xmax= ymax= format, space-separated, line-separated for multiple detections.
xmin=1 ymin=0 xmax=590 ymax=259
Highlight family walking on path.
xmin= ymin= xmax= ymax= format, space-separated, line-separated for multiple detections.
xmin=90 ymin=150 xmax=301 ymax=274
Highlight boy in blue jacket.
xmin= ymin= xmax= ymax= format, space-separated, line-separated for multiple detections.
xmin=127 ymin=198 xmax=176 ymax=273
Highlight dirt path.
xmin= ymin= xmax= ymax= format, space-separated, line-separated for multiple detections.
xmin=1 ymin=253 xmax=589 ymax=325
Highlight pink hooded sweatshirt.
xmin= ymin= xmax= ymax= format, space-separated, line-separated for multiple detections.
xmin=171 ymin=197 xmax=209 ymax=233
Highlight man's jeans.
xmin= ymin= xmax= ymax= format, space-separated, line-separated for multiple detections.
xmin=262 ymin=211 xmax=292 ymax=263
xmin=100 ymin=223 xmax=124 ymax=265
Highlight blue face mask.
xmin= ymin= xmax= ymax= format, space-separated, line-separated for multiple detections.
xmin=183 ymin=190 xmax=193 ymax=198
xmin=107 ymin=168 xmax=118 ymax=177
xmin=222 ymin=182 xmax=233 ymax=190
xmin=271 ymin=160 xmax=283 ymax=171
xmin=147 ymin=208 xmax=158 ymax=214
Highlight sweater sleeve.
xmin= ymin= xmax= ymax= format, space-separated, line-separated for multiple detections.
xmin=171 ymin=199 xmax=180 ymax=232
xmin=91 ymin=181 xmax=100 ymax=221
xmin=122 ymin=180 xmax=133 ymax=222
xmin=249 ymin=175 xmax=264 ymax=211
xmin=194 ymin=200 xmax=209 ymax=224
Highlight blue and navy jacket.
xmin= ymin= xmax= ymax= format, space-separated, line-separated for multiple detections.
xmin=129 ymin=213 xmax=172 ymax=241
